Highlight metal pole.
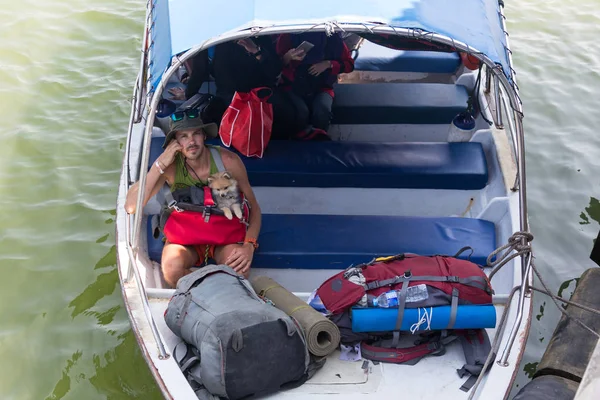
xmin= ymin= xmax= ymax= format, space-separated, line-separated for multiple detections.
xmin=498 ymin=1 xmax=517 ymax=86
xmin=513 ymin=114 xmax=529 ymax=235
xmin=125 ymin=234 xmax=170 ymax=359
xmin=494 ymin=77 xmax=504 ymax=129
xmin=499 ymin=254 xmax=532 ymax=366
xmin=133 ymin=4 xmax=151 ymax=123
xmin=125 ymin=214 xmax=135 ymax=284
xmin=122 ymin=79 xmax=137 ymax=283
xmin=496 ymin=85 xmax=520 ymax=171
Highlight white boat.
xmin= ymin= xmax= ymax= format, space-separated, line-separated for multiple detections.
xmin=116 ymin=0 xmax=534 ymax=398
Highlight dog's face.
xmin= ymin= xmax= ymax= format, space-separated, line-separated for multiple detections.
xmin=207 ymin=171 xmax=238 ymax=198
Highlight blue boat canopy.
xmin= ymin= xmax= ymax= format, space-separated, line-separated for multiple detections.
xmin=148 ymin=0 xmax=511 ymax=91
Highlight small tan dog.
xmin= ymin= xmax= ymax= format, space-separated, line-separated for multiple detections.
xmin=207 ymin=171 xmax=243 ymax=220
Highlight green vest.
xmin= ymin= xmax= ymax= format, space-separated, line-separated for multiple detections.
xmin=171 ymin=145 xmax=220 ymax=192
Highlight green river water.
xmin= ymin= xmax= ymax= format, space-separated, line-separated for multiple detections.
xmin=0 ymin=1 xmax=598 ymax=399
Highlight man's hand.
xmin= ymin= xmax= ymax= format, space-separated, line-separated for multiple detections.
xmin=283 ymin=48 xmax=306 ymax=65
xmin=168 ymin=87 xmax=186 ymax=101
xmin=157 ymin=140 xmax=182 ymax=169
xmin=225 ymin=243 xmax=254 ymax=276
xmin=308 ymin=61 xmax=331 ymax=76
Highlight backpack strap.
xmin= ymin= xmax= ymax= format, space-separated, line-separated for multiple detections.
xmin=456 ymin=329 xmax=492 ymax=392
xmin=453 ymin=246 xmax=474 ymax=260
xmin=362 ymin=340 xmax=440 ymax=365
xmin=447 ymin=288 xmax=459 ymax=329
xmin=209 ymin=146 xmax=225 ymax=172
xmin=174 ymin=341 xmax=201 ymax=374
xmin=174 ymin=342 xmax=221 ymax=400
xmin=364 ymin=274 xmax=491 ymax=294
xmin=176 ymin=265 xmax=241 ymax=293
xmin=394 ymin=280 xmax=410 ymax=331
xmin=175 ymin=264 xmax=263 ymax=304
xmin=362 ymin=332 xmax=456 ymax=366
xmin=164 ymin=190 xmax=178 ymax=211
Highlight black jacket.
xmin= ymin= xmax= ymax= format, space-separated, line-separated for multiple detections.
xmin=185 ymin=36 xmax=281 ymax=99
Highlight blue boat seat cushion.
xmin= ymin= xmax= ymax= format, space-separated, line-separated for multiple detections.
xmin=150 ymin=138 xmax=488 ymax=190
xmin=354 ymin=40 xmax=461 ymax=73
xmin=168 ymin=81 xmax=468 ymax=126
xmin=147 ymin=214 xmax=496 ymax=268
xmin=331 ymin=83 xmax=469 ymax=125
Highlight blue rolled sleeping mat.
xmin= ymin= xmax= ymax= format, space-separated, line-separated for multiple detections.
xmin=351 ymin=305 xmax=497 ymax=333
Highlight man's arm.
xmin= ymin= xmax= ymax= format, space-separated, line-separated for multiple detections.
xmin=124 ymin=164 xmax=168 ymax=214
xmin=124 ymin=141 xmax=182 ymax=214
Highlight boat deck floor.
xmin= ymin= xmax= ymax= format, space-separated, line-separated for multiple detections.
xmin=148 ymin=295 xmax=505 ymax=399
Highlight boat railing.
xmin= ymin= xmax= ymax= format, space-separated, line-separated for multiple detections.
xmin=133 ymin=3 xmax=151 ymax=124
xmin=487 ymin=0 xmax=533 ymax=371
xmin=125 ymin=213 xmax=169 ymax=359
xmin=119 ymin=3 xmax=170 ymax=360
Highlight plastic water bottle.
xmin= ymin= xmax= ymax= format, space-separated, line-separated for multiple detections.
xmin=369 ymin=284 xmax=429 ymax=308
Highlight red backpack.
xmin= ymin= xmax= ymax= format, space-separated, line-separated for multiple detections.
xmin=316 ymin=253 xmax=492 ymax=315
xmin=316 ymin=253 xmax=494 ymax=392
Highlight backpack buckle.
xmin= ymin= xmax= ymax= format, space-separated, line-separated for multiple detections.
xmin=447 ymin=276 xmax=460 ymax=283
xmin=168 ymin=200 xmax=183 ymax=212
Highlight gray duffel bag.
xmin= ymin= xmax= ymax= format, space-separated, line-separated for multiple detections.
xmin=165 ymin=265 xmax=311 ymax=399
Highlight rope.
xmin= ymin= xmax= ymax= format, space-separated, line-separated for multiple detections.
xmin=324 ymin=21 xmax=337 ymax=36
xmin=530 ymin=262 xmax=600 ymax=339
xmin=529 ymin=286 xmax=600 ymax=318
xmin=410 ymin=307 xmax=433 ymax=334
xmin=204 ymin=245 xmax=210 ymax=265
xmin=487 ymin=231 xmax=533 ymax=281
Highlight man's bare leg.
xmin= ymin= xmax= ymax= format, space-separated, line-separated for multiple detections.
xmin=161 ymin=242 xmax=199 ymax=288
xmin=214 ymin=244 xmax=251 ymax=278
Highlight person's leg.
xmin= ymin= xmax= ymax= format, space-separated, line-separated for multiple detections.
xmin=270 ymin=88 xmax=296 ymax=140
xmin=213 ymin=243 xmax=251 ymax=279
xmin=311 ymin=92 xmax=334 ymax=132
xmin=287 ymin=90 xmax=310 ymax=136
xmin=161 ymin=242 xmax=200 ymax=288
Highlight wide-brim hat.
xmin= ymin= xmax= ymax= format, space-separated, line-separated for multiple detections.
xmin=163 ymin=116 xmax=219 ymax=148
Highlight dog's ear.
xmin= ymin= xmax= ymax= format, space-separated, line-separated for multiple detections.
xmin=207 ymin=175 xmax=214 ymax=184
xmin=222 ymin=171 xmax=231 ymax=180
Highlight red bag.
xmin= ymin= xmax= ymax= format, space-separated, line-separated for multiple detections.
xmin=316 ymin=254 xmax=493 ymax=315
xmin=160 ymin=186 xmax=249 ymax=246
xmin=219 ymin=87 xmax=273 ymax=158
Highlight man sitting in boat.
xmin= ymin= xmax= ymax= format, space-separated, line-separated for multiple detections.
xmin=124 ymin=113 xmax=262 ymax=287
